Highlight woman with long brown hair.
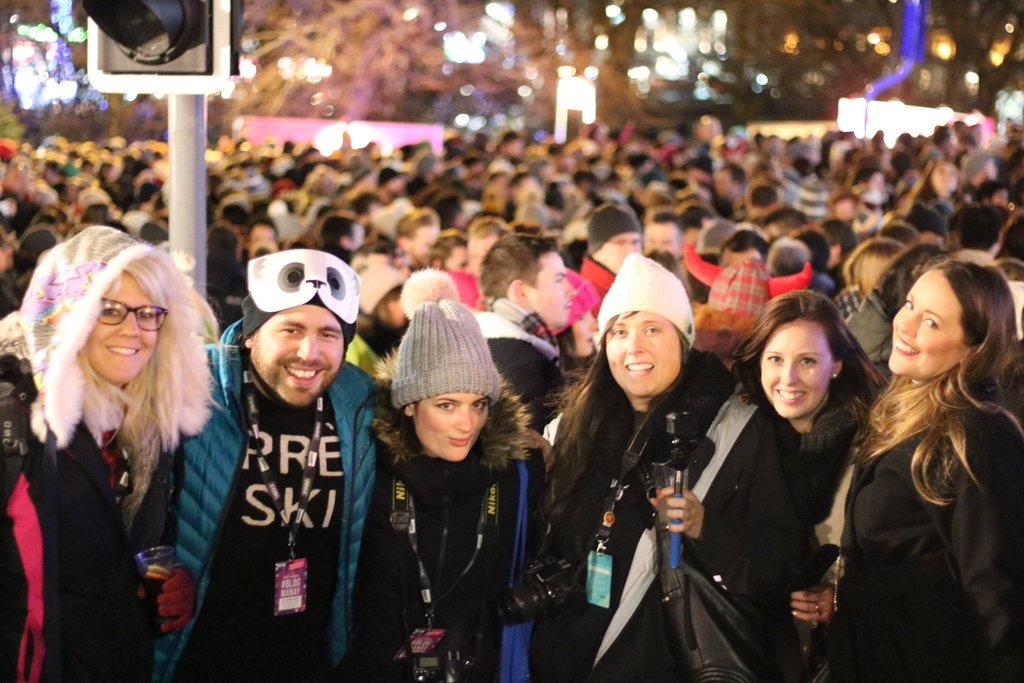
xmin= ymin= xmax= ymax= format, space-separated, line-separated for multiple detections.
xmin=733 ymin=290 xmax=884 ymax=538
xmin=733 ymin=290 xmax=885 ymax=679
xmin=529 ymin=254 xmax=804 ymax=681
xmin=829 ymin=259 xmax=1024 ymax=681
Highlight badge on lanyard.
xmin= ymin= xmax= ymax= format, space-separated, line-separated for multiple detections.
xmin=274 ymin=558 xmax=308 ymax=616
xmin=586 ymin=550 xmax=613 ymax=608
xmin=393 ymin=628 xmax=447 ymax=660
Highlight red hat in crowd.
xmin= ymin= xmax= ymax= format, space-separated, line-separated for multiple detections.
xmin=683 ymin=242 xmax=812 ymax=301
xmin=0 ymin=138 xmax=18 ymax=163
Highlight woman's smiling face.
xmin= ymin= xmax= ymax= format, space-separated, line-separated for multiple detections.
xmin=760 ymin=320 xmax=841 ymax=434
xmin=605 ymin=312 xmax=683 ymax=412
xmin=889 ymin=269 xmax=971 ymax=382
xmin=406 ymin=393 xmax=489 ymax=462
xmin=81 ymin=274 xmax=158 ymax=387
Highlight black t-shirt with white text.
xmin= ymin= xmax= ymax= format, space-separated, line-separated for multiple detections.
xmin=176 ymin=389 xmax=343 ymax=682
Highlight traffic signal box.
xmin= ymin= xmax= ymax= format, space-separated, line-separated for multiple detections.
xmin=85 ymin=0 xmax=240 ymax=94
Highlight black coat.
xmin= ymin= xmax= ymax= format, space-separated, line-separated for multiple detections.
xmin=1 ymin=420 xmax=171 ymax=682
xmin=530 ymin=351 xmax=805 ymax=682
xmin=342 ymin=362 xmax=544 ymax=683
xmin=486 ymin=337 xmax=562 ymax=433
xmin=830 ymin=407 xmax=1024 ymax=682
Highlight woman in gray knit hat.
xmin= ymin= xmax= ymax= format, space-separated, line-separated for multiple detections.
xmin=342 ymin=269 xmax=543 ymax=682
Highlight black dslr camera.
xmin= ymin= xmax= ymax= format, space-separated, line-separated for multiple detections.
xmin=0 ymin=355 xmax=32 ymax=460
xmin=497 ymin=555 xmax=584 ymax=624
xmin=411 ymin=650 xmax=470 ymax=683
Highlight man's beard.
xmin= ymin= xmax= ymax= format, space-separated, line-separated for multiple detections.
xmin=248 ymin=340 xmax=341 ymax=408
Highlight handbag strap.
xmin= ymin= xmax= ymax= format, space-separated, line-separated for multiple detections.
xmin=690 ymin=394 xmax=757 ymax=502
xmin=508 ymin=460 xmax=529 ymax=587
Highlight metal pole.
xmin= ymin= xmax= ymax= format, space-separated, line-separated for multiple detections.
xmin=168 ymin=94 xmax=208 ymax=296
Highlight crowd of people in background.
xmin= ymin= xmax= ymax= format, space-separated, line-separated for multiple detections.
xmin=1 ymin=114 xmax=1023 ymax=681
xmin=1 ymin=119 xmax=1023 ymax=325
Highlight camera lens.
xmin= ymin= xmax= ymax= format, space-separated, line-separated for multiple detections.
xmin=496 ymin=584 xmax=546 ymax=624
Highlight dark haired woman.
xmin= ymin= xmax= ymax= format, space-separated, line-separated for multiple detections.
xmin=832 ymin=260 xmax=1024 ymax=680
xmin=733 ymin=290 xmax=884 ymax=543
xmin=732 ymin=291 xmax=885 ymax=676
xmin=343 ymin=270 xmax=543 ymax=682
xmin=530 ymin=254 xmax=804 ymax=681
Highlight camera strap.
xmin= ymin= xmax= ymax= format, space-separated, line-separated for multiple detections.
xmin=0 ymin=357 xmax=34 ymax=510
xmin=391 ymin=475 xmax=499 ymax=627
xmin=592 ymin=430 xmax=648 ymax=554
xmin=242 ymin=369 xmax=323 ymax=561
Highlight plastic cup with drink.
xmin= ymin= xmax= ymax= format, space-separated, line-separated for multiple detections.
xmin=134 ymin=545 xmax=175 ymax=627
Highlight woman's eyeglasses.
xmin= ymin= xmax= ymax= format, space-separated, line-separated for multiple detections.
xmin=98 ymin=299 xmax=168 ymax=331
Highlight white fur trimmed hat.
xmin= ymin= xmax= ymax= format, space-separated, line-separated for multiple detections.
xmin=17 ymin=225 xmax=210 ymax=447
xmin=598 ymin=252 xmax=695 ymax=347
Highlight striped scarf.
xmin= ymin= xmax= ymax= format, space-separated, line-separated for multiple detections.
xmin=485 ymin=297 xmax=560 ymax=359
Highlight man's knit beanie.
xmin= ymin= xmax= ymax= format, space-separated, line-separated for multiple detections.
xmin=391 ymin=269 xmax=502 ymax=408
xmin=587 ymin=202 xmax=642 ymax=253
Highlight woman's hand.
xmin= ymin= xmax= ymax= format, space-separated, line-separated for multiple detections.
xmin=790 ymin=584 xmax=834 ymax=624
xmin=157 ymin=567 xmax=196 ymax=633
xmin=525 ymin=428 xmax=554 ymax=474
xmin=651 ymin=486 xmax=705 ymax=540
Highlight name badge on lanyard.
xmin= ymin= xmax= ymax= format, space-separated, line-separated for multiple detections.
xmin=243 ymin=369 xmax=324 ymax=618
xmin=274 ymin=558 xmax=308 ymax=615
xmin=586 ymin=550 xmax=613 ymax=608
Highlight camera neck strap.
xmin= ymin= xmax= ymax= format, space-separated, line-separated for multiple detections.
xmin=592 ymin=430 xmax=648 ymax=554
xmin=391 ymin=475 xmax=499 ymax=628
xmin=243 ymin=369 xmax=324 ymax=561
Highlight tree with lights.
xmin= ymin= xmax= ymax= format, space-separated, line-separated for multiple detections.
xmin=223 ymin=0 xmax=563 ymax=128
xmin=2 ymin=0 xmax=1022 ymax=140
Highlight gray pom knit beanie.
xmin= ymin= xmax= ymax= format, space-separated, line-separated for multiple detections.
xmin=391 ymin=269 xmax=502 ymax=408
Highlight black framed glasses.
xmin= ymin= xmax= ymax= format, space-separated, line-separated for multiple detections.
xmin=98 ymin=299 xmax=168 ymax=331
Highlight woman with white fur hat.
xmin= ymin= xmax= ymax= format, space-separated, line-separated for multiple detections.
xmin=530 ymin=253 xmax=805 ymax=681
xmin=342 ymin=269 xmax=543 ymax=682
xmin=0 ymin=226 xmax=215 ymax=681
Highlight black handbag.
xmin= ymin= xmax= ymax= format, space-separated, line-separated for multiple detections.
xmin=656 ymin=528 xmax=780 ymax=682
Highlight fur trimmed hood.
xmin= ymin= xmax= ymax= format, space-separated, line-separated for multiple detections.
xmin=14 ymin=226 xmax=212 ymax=448
xmin=372 ymin=351 xmax=532 ymax=470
